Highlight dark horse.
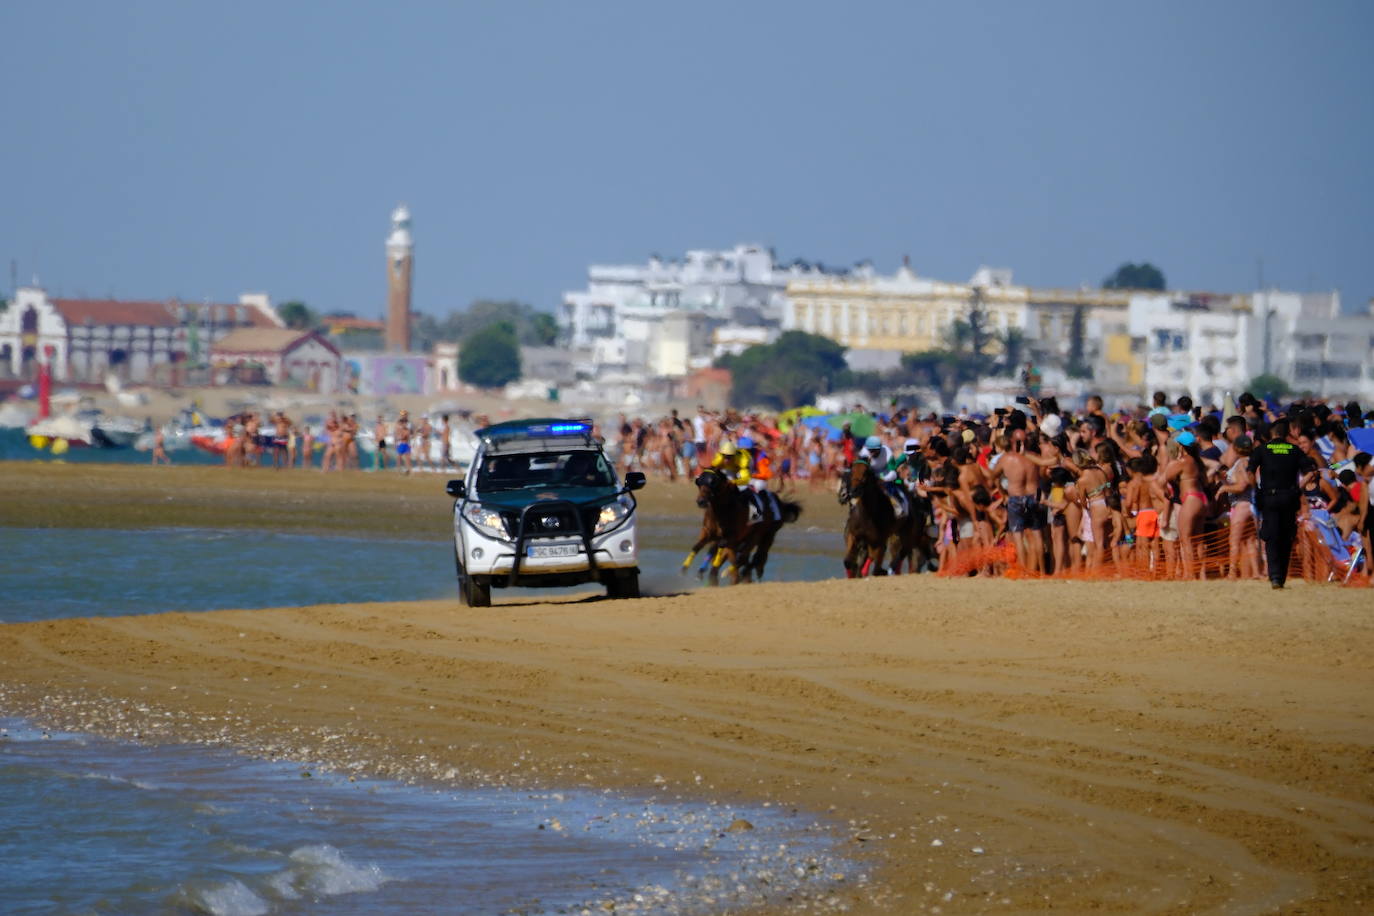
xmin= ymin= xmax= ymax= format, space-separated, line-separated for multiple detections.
xmin=886 ymin=492 xmax=936 ymax=574
xmin=841 ymin=460 xmax=898 ymax=577
xmin=684 ymin=468 xmax=801 ymax=584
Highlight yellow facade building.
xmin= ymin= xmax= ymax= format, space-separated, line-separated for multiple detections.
xmin=784 ymin=264 xmax=1144 ymax=393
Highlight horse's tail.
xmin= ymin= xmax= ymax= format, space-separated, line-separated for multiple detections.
xmin=778 ymin=498 xmax=802 ymax=524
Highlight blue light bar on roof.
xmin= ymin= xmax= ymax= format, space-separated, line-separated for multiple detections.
xmin=485 ymin=419 xmax=592 ymax=440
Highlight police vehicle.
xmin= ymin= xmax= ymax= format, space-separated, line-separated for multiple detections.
xmin=445 ymin=419 xmax=645 ymax=606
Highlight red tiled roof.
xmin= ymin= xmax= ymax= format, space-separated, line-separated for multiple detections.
xmin=52 ymin=299 xmax=179 ymax=327
xmin=211 ymin=328 xmax=341 ymax=358
xmin=323 ymin=316 xmax=385 ymax=332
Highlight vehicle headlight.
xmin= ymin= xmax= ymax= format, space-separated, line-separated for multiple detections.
xmin=462 ymin=503 xmax=509 ymax=540
xmin=595 ymin=494 xmax=633 ymax=534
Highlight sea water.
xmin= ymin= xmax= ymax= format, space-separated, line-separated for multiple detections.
xmin=0 ymin=527 xmax=844 ymax=623
xmin=0 ymin=719 xmax=849 ymax=915
xmin=0 ymin=527 xmax=854 ymax=911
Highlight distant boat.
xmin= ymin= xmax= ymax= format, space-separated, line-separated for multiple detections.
xmin=90 ymin=416 xmax=145 ymax=449
xmin=26 ymin=415 xmax=94 ymax=449
xmin=191 ymin=431 xmax=235 ymax=455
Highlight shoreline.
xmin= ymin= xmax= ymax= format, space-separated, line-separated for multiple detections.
xmin=0 ymin=461 xmax=849 ymax=551
xmin=4 ymin=577 xmax=1372 ymax=913
xmin=4 ymin=463 xmax=1373 ymax=912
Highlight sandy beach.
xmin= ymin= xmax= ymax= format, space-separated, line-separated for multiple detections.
xmin=2 ymin=464 xmax=1372 ymax=913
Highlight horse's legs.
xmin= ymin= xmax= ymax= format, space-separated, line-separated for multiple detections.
xmin=867 ymin=542 xmax=888 ymax=576
xmin=709 ymin=545 xmax=732 ymax=585
xmin=843 ymin=532 xmax=862 ymax=578
xmin=682 ymin=529 xmax=715 ymax=575
xmin=751 ymin=526 xmax=779 ymax=581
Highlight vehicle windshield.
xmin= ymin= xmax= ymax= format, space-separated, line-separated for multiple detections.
xmin=476 ymin=450 xmax=617 ymax=492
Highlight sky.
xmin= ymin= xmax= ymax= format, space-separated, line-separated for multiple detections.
xmin=3 ymin=1 xmax=1371 ymax=318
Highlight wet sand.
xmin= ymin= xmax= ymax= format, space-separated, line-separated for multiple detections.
xmin=3 ymin=464 xmax=1373 ymax=912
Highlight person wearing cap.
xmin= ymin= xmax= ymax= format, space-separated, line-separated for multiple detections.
xmin=858 ymin=434 xmax=912 ymax=517
xmin=1247 ymin=419 xmax=1313 ymax=589
xmin=710 ymin=438 xmax=751 ymax=486
xmin=738 ymin=435 xmax=780 ymax=521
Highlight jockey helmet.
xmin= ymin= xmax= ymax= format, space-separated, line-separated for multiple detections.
xmin=904 ymin=438 xmax=920 ymax=453
xmin=718 ymin=441 xmax=738 ymax=456
xmin=864 ymin=435 xmax=882 ymax=450
xmin=738 ymin=436 xmax=754 ymax=450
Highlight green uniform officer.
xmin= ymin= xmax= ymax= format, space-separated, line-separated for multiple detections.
xmin=1247 ymin=419 xmax=1315 ymax=589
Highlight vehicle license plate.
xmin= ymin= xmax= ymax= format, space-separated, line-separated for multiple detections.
xmin=528 ymin=544 xmax=579 ymax=559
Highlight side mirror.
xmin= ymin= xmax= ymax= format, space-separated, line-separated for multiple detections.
xmin=624 ymin=471 xmax=646 ymax=491
xmin=445 ymin=479 xmax=465 ymax=499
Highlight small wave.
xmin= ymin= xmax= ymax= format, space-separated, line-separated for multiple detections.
xmin=189 ymin=879 xmax=269 ymax=916
xmin=258 ymin=844 xmax=387 ymax=900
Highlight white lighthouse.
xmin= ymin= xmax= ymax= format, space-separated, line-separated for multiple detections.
xmin=385 ymin=204 xmax=414 ymax=352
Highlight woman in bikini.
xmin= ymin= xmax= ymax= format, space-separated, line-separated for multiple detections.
xmin=1163 ymin=433 xmax=1209 ymax=580
xmin=1070 ymin=448 xmax=1114 ymax=570
xmin=1216 ymin=435 xmax=1261 ymax=579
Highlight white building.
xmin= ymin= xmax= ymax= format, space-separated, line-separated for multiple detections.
xmin=560 ymin=244 xmax=841 ymax=375
xmin=0 ymin=286 xmax=282 ymax=383
xmin=1130 ymin=289 xmax=1374 ymax=403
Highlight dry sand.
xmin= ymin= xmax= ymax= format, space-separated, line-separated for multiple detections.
xmin=2 ymin=466 xmax=1373 ymax=913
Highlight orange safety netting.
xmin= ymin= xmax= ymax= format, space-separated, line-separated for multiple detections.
xmin=936 ymin=523 xmax=1369 ymax=586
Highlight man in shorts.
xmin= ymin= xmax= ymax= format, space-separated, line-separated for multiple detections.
xmin=995 ymin=433 xmax=1059 ymax=573
xmin=395 ymin=409 xmax=413 ymax=475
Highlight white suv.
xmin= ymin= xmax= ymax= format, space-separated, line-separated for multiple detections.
xmin=446 ymin=419 xmax=645 ymax=606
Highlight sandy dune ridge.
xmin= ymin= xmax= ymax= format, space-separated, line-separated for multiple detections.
xmin=3 ymin=572 xmax=1372 ymax=913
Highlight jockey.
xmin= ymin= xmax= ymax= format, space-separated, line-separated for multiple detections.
xmin=739 ymin=435 xmax=780 ymax=522
xmin=861 ymin=435 xmax=911 ymax=518
xmin=710 ymin=439 xmax=751 ymax=485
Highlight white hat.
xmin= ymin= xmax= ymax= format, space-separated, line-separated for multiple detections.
xmin=903 ymin=438 xmax=920 ymax=452
xmin=1039 ymin=413 xmax=1063 ymax=437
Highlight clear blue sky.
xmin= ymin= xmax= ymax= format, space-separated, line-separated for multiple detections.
xmin=3 ymin=1 xmax=1370 ymax=317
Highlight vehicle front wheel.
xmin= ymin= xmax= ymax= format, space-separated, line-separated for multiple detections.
xmin=461 ymin=574 xmax=491 ymax=607
xmin=606 ymin=571 xmax=640 ymax=600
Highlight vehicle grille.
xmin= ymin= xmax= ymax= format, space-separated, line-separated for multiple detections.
xmin=501 ymin=509 xmax=583 ymax=536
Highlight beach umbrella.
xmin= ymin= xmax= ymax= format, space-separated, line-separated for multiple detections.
xmin=817 ymin=412 xmax=878 ymax=439
xmin=777 ymin=406 xmax=825 ymax=432
xmin=1348 ymin=428 xmax=1374 ymax=454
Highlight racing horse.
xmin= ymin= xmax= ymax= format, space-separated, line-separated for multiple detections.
xmin=683 ymin=468 xmax=800 ymax=584
xmin=840 ymin=459 xmax=898 ymax=577
xmin=738 ymin=484 xmax=802 ymax=582
xmin=885 ymin=491 xmax=936 ymax=574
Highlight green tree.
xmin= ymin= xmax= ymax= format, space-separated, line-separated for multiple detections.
xmin=1066 ymin=308 xmax=1093 ymax=379
xmin=527 ymin=311 xmax=559 ymax=346
xmin=995 ymin=327 xmax=1025 ymax=375
xmin=899 ymin=316 xmax=1027 ymax=408
xmin=1246 ymin=373 xmax=1292 ymax=400
xmin=716 ymin=331 xmax=849 ymax=409
xmin=1103 ymin=262 xmax=1166 ymax=291
xmin=414 ymin=300 xmax=559 ymax=352
xmin=901 ymin=349 xmax=969 ymax=410
xmin=278 ymin=301 xmax=319 ymax=330
xmin=459 ymin=322 xmax=521 ymax=388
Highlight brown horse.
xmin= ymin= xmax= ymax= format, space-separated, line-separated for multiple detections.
xmin=886 ymin=491 xmax=936 ymax=574
xmin=841 ymin=460 xmax=897 ymax=577
xmin=684 ymin=469 xmax=803 ymax=584
xmin=738 ymin=487 xmax=803 ymax=582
